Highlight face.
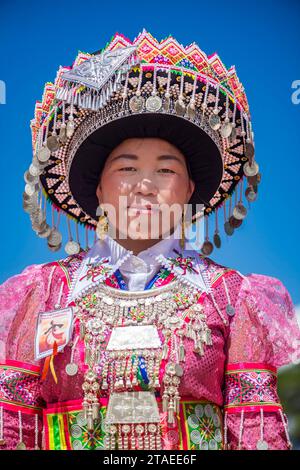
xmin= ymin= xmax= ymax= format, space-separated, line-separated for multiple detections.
xmin=96 ymin=137 xmax=195 ymax=240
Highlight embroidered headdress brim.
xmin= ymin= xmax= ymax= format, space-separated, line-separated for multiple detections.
xmin=26 ymin=29 xmax=260 ymax=255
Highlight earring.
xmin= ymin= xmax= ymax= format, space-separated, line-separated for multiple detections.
xmin=180 ymin=209 xmax=185 ymax=250
xmin=96 ymin=207 xmax=109 ymax=240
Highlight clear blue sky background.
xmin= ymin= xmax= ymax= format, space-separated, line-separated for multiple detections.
xmin=0 ymin=0 xmax=299 ymax=304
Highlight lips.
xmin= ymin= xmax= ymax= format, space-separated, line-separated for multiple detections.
xmin=127 ymin=204 xmax=160 ymax=213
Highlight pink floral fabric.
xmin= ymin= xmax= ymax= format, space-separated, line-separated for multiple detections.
xmin=0 ymin=253 xmax=299 ymax=450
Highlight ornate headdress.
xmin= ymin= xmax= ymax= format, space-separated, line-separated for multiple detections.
xmin=24 ymin=29 xmax=260 ymax=255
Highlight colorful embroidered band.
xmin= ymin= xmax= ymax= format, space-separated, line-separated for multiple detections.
xmin=43 ymin=397 xmax=223 ymax=450
xmin=223 ymin=362 xmax=282 ymax=413
xmin=0 ymin=360 xmax=44 ymax=414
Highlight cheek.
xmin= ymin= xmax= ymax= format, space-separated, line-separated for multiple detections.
xmin=100 ymin=173 xmax=134 ymax=202
xmin=158 ymin=175 xmax=191 ymax=203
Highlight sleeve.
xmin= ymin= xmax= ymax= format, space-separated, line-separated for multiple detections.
xmin=222 ymin=273 xmax=300 ymax=450
xmin=0 ymin=263 xmax=48 ymax=450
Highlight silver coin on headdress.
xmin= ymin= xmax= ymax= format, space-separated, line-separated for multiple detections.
xmin=24 ymin=183 xmax=39 ymax=197
xmin=47 ymin=228 xmax=63 ymax=246
xmin=47 ymin=242 xmax=62 ymax=252
xmin=245 ymin=187 xmax=257 ymax=202
xmin=224 ymin=221 xmax=234 ymax=236
xmin=213 ymin=233 xmax=221 ymax=248
xmin=38 ymin=145 xmax=51 ymax=163
xmin=24 ymin=170 xmax=38 ymax=185
xmin=65 ymin=240 xmax=81 ymax=255
xmin=209 ymin=113 xmax=221 ymax=130
xmin=37 ymin=223 xmax=52 ymax=238
xmin=243 ymin=161 xmax=259 ymax=177
xmin=129 ymin=95 xmax=145 ymax=112
xmin=220 ymin=122 xmax=232 ymax=138
xmin=232 ymin=203 xmax=247 ymax=220
xmin=145 ymin=95 xmax=162 ymax=112
xmin=29 ymin=163 xmax=42 ymax=177
xmin=201 ymin=241 xmax=214 ymax=256
xmin=229 ymin=215 xmax=243 ymax=228
xmin=47 ymin=135 xmax=60 ymax=152
xmin=245 ymin=142 xmax=255 ymax=160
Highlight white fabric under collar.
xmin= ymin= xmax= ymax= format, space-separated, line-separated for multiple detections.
xmin=67 ymin=232 xmax=212 ymax=303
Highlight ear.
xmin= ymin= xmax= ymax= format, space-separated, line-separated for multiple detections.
xmin=188 ymin=178 xmax=195 ymax=200
xmin=96 ymin=181 xmax=102 ymax=203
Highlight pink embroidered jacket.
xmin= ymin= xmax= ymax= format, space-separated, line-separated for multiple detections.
xmin=0 ymin=247 xmax=299 ymax=450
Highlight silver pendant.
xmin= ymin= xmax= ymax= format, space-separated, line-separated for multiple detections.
xmin=224 ymin=221 xmax=234 ymax=236
xmin=66 ymin=119 xmax=75 ymax=138
xmin=38 ymin=145 xmax=51 ymax=163
xmin=209 ymin=113 xmax=221 ymax=130
xmin=256 ymin=439 xmax=268 ymax=450
xmin=59 ymin=124 xmax=68 ymax=144
xmin=226 ymin=304 xmax=235 ymax=316
xmin=220 ymin=122 xmax=232 ymax=138
xmin=129 ymin=95 xmax=145 ymax=112
xmin=163 ymin=96 xmax=171 ymax=112
xmin=65 ymin=240 xmax=81 ymax=255
xmin=65 ymin=362 xmax=78 ymax=376
xmin=243 ymin=161 xmax=259 ymax=177
xmin=175 ymin=99 xmax=186 ymax=116
xmin=16 ymin=441 xmax=26 ymax=450
xmin=233 ymin=203 xmax=247 ymax=220
xmin=47 ymin=135 xmax=60 ymax=152
xmin=230 ymin=126 xmax=237 ymax=142
xmin=186 ymin=102 xmax=196 ymax=120
xmin=145 ymin=95 xmax=162 ymax=112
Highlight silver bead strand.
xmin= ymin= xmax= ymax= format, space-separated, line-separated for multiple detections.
xmin=0 ymin=405 xmax=5 ymax=446
xmin=54 ymin=281 xmax=64 ymax=309
xmin=256 ymin=408 xmax=269 ymax=450
xmin=223 ymin=410 xmax=228 ymax=449
xmin=34 ymin=414 xmax=40 ymax=450
xmin=222 ymin=276 xmax=235 ymax=317
xmin=237 ymin=409 xmax=244 ymax=450
xmin=279 ymin=409 xmax=293 ymax=449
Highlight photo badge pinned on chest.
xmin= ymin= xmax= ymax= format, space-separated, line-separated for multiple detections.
xmin=34 ymin=307 xmax=74 ymax=360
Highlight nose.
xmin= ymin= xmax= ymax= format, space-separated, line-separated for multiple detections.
xmin=133 ymin=178 xmax=158 ymax=196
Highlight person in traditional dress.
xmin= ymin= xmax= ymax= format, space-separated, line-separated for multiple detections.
xmin=1 ymin=30 xmax=300 ymax=451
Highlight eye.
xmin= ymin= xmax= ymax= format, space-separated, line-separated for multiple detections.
xmin=158 ymin=168 xmax=176 ymax=174
xmin=118 ymin=167 xmax=136 ymax=172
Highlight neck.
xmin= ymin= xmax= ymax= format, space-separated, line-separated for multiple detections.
xmin=113 ymin=227 xmax=177 ymax=256
xmin=113 ymin=236 xmax=163 ymax=256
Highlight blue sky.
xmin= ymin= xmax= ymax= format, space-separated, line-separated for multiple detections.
xmin=0 ymin=0 xmax=299 ymax=304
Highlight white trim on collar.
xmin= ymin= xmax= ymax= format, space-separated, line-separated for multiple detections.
xmin=67 ymin=233 xmax=212 ymax=303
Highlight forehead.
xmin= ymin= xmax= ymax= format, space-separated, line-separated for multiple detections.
xmin=108 ymin=137 xmax=185 ymax=158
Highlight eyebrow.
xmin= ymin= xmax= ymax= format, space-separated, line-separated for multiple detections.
xmin=108 ymin=153 xmax=185 ymax=166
